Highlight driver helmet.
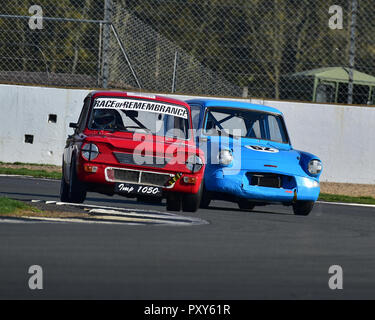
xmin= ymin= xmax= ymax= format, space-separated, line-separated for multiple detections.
xmin=93 ymin=109 xmax=116 ymax=128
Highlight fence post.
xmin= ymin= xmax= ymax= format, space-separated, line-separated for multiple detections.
xmin=171 ymin=51 xmax=178 ymax=93
xmin=348 ymin=0 xmax=358 ymax=104
xmin=102 ymin=0 xmax=112 ymax=88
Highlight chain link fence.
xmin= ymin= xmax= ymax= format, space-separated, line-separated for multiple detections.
xmin=0 ymin=0 xmax=374 ymax=104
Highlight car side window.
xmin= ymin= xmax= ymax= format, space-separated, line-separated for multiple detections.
xmin=267 ymin=115 xmax=285 ymax=143
xmin=248 ymin=120 xmax=261 ymax=138
xmin=189 ymin=104 xmax=201 ymax=129
xmin=77 ymin=97 xmax=91 ymax=132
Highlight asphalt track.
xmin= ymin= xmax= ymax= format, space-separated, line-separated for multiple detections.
xmin=0 ymin=175 xmax=375 ymax=299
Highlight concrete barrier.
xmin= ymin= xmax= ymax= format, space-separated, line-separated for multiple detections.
xmin=0 ymin=84 xmax=374 ymax=184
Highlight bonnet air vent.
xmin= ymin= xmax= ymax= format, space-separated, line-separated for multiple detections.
xmin=246 ymin=145 xmax=279 ymax=153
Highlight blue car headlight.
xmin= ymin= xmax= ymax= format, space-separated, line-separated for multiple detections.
xmin=218 ymin=149 xmax=233 ymax=166
xmin=308 ymin=159 xmax=322 ymax=175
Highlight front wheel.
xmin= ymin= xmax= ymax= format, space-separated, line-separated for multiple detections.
xmin=60 ymin=157 xmax=86 ymax=203
xmin=166 ymin=193 xmax=182 ymax=211
xmin=237 ymin=199 xmax=255 ymax=211
xmin=293 ymin=201 xmax=314 ymax=216
xmin=182 ymin=183 xmax=203 ymax=212
xmin=60 ymin=166 xmax=70 ymax=202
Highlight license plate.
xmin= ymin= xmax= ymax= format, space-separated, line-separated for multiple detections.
xmin=115 ymin=183 xmax=162 ymax=197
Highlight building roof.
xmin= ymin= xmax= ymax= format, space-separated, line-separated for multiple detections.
xmin=291 ymin=67 xmax=375 ymax=85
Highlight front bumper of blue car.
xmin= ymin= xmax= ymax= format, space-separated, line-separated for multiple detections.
xmin=205 ymin=169 xmax=320 ymax=203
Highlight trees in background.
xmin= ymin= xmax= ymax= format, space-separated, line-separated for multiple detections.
xmin=0 ymin=0 xmax=374 ymax=98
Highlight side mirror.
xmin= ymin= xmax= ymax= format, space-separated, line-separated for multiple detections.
xmin=69 ymin=122 xmax=78 ymax=129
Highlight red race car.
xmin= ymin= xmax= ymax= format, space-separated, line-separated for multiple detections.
xmin=60 ymin=91 xmax=205 ymax=212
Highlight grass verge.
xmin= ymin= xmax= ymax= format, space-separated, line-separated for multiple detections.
xmin=0 ymin=167 xmax=61 ymax=179
xmin=0 ymin=197 xmax=41 ymax=215
xmin=0 ymin=197 xmax=91 ymax=219
xmin=0 ymin=161 xmax=58 ymax=167
xmin=319 ymin=193 xmax=375 ymax=205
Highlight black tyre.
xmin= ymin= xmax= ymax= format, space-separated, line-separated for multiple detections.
xmin=136 ymin=196 xmax=162 ymax=204
xmin=199 ymin=184 xmax=211 ymax=208
xmin=166 ymin=193 xmax=182 ymax=211
xmin=60 ymin=164 xmax=70 ymax=202
xmin=60 ymin=156 xmax=86 ymax=203
xmin=237 ymin=199 xmax=255 ymax=211
xmin=200 ymin=195 xmax=211 ymax=209
xmin=292 ymin=201 xmax=314 ymax=216
xmin=182 ymin=182 xmax=203 ymax=212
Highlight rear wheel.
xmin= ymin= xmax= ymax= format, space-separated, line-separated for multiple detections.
xmin=60 ymin=156 xmax=86 ymax=203
xmin=166 ymin=193 xmax=182 ymax=211
xmin=199 ymin=183 xmax=211 ymax=208
xmin=182 ymin=183 xmax=203 ymax=212
xmin=237 ymin=199 xmax=255 ymax=211
xmin=293 ymin=201 xmax=314 ymax=216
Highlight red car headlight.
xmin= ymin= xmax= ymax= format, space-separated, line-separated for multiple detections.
xmin=81 ymin=143 xmax=99 ymax=161
xmin=186 ymin=155 xmax=203 ymax=173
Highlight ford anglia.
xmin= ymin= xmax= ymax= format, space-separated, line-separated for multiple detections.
xmin=187 ymin=99 xmax=322 ymax=216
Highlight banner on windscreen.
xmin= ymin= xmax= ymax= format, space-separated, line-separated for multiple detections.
xmin=93 ymin=98 xmax=188 ymax=119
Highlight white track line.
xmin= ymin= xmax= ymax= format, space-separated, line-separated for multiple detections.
xmin=55 ymin=201 xmax=178 ymax=216
xmin=88 ymin=208 xmax=206 ymax=224
xmin=0 ymin=174 xmax=58 ymax=181
xmin=19 ymin=216 xmax=139 ymax=225
xmin=317 ymin=201 xmax=375 ymax=208
xmin=0 ymin=199 xmax=208 ymax=226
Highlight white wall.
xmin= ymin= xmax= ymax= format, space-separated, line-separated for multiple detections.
xmin=0 ymin=84 xmax=89 ymax=165
xmin=0 ymin=84 xmax=374 ymax=184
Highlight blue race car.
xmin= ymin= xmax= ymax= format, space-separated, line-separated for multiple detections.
xmin=187 ymin=99 xmax=322 ymax=216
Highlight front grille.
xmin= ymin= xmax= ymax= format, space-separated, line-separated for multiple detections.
xmin=141 ymin=172 xmax=172 ymax=186
xmin=113 ymin=169 xmax=140 ymax=183
xmin=109 ymin=168 xmax=173 ymax=187
xmin=114 ymin=152 xmax=170 ymax=168
xmin=246 ymin=172 xmax=296 ymax=189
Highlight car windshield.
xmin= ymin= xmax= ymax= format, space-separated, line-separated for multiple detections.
xmin=204 ymin=107 xmax=289 ymax=143
xmin=88 ymin=97 xmax=190 ymax=139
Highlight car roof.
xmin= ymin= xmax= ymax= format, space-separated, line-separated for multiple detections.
xmin=186 ymin=99 xmax=283 ymax=115
xmin=88 ymin=90 xmax=191 ymax=110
